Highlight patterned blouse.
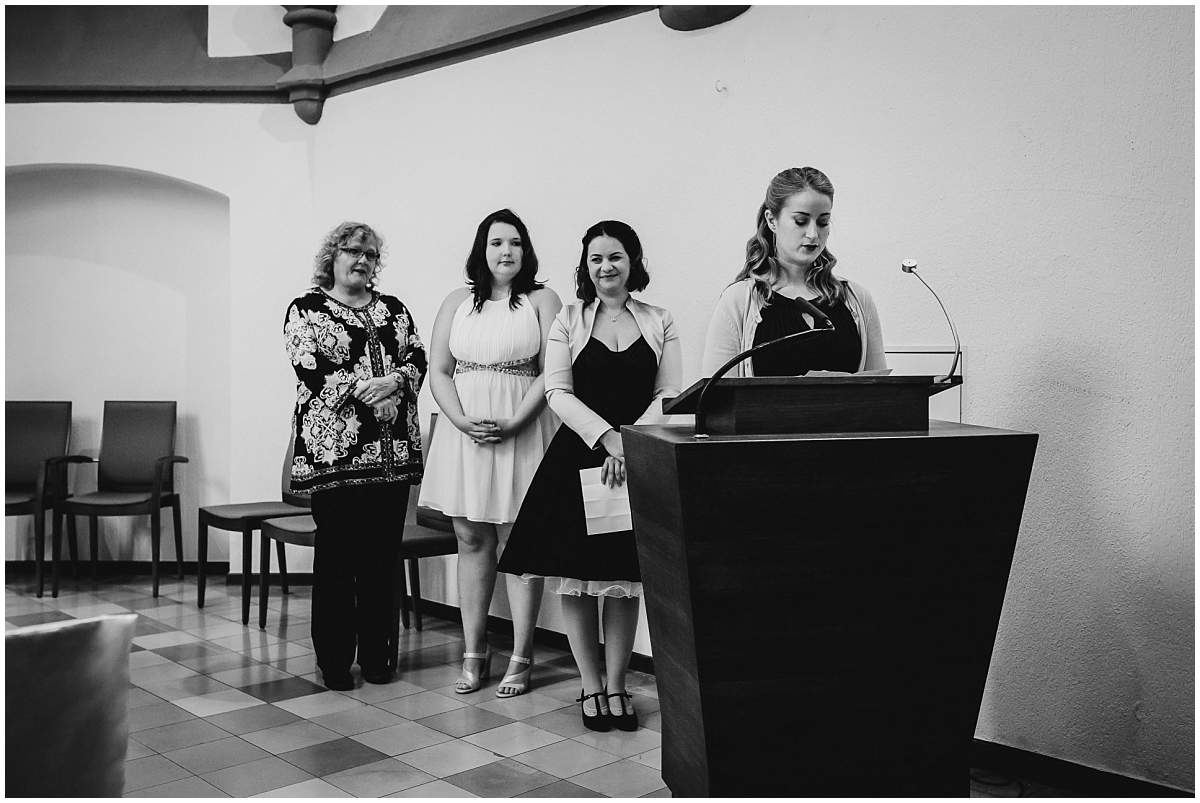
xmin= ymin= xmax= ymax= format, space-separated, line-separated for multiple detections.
xmin=284 ymin=287 xmax=427 ymax=494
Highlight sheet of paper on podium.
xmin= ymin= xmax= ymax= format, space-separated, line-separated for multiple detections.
xmin=804 ymin=368 xmax=893 ymax=377
xmin=579 ymin=467 xmax=631 ymax=535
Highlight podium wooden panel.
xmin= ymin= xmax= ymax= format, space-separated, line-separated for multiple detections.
xmin=623 ymin=420 xmax=1037 ymax=797
xmin=666 ymin=375 xmax=963 ymax=436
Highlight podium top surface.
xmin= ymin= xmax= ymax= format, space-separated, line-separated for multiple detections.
xmin=664 ymin=375 xmax=961 ymax=414
xmin=624 ymin=419 xmax=1035 ymax=445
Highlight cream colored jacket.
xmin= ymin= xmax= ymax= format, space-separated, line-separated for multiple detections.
xmin=701 ymin=277 xmax=887 ymax=377
xmin=545 ymin=298 xmax=683 ymax=449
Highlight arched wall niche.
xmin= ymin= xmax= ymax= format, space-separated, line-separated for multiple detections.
xmin=5 ymin=163 xmax=233 ymax=565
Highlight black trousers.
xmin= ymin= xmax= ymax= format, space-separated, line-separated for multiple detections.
xmin=309 ymin=481 xmax=408 ymax=677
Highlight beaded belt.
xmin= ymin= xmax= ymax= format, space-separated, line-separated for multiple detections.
xmin=454 ymin=356 xmax=539 ymax=377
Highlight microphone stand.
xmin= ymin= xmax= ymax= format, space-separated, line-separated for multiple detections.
xmin=901 ymin=260 xmax=960 ymax=384
xmin=694 ymin=323 xmax=834 ymax=438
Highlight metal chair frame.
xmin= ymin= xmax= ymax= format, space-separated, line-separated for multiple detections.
xmin=55 ymin=401 xmax=187 ymax=597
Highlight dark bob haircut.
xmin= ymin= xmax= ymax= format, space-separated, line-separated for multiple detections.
xmin=464 ymin=209 xmax=544 ymax=312
xmin=574 ymin=220 xmax=650 ymax=303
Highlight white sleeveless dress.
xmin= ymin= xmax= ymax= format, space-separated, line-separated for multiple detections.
xmin=418 ymin=294 xmax=558 ymax=525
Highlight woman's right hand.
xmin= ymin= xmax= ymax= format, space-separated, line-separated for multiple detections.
xmin=456 ymin=416 xmax=502 ymax=445
xmin=599 ymin=429 xmax=624 ymax=460
xmin=372 ymin=398 xmax=398 ymax=423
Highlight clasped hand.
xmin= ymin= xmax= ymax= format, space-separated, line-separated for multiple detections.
xmin=353 ymin=377 xmax=400 ymax=422
xmin=353 ymin=376 xmax=398 ymax=406
xmin=599 ymin=429 xmax=626 ymax=488
xmin=371 ymin=397 xmax=398 ymax=423
xmin=458 ymin=417 xmax=515 ymax=445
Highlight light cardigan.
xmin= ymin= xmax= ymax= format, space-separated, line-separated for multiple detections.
xmin=545 ymin=297 xmax=683 ymax=449
xmin=701 ymin=277 xmax=887 ymax=377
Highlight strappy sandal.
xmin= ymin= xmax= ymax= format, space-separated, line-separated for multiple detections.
xmin=454 ymin=647 xmax=492 ymax=694
xmin=577 ymin=689 xmax=612 ymax=732
xmin=495 ymin=654 xmax=532 ymax=698
xmin=606 ymin=690 xmax=638 ymax=731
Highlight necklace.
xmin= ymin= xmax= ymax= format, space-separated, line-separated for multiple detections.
xmin=604 ymin=308 xmax=627 ymax=324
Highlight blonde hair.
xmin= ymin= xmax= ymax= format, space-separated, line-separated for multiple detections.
xmin=311 ymin=221 xmax=385 ymax=290
xmin=736 ymin=167 xmax=843 ymax=305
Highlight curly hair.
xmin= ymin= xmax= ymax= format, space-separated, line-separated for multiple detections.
xmin=463 ymin=209 xmax=544 ymax=312
xmin=574 ymin=220 xmax=650 ymax=303
xmin=311 ymin=221 xmax=386 ymax=290
xmin=736 ymin=167 xmax=843 ymax=306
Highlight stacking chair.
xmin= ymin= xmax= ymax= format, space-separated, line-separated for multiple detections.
xmin=196 ymin=435 xmax=310 ymax=623
xmin=56 ymin=401 xmax=187 ymax=597
xmin=5 ymin=401 xmax=79 ymax=597
xmin=258 ymin=413 xmax=458 ymax=670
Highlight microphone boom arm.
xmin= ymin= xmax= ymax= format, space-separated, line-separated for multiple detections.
xmin=695 ymin=326 xmax=833 ymax=437
xmin=901 ymin=260 xmax=960 ymax=384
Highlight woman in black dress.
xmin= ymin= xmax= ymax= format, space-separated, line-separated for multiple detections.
xmin=499 ymin=220 xmax=681 ymax=731
xmin=701 ymin=166 xmax=887 ymax=376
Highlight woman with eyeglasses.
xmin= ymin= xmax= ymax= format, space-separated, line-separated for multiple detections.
xmin=283 ymin=221 xmax=427 ymax=691
xmin=419 ymin=209 xmax=562 ymax=698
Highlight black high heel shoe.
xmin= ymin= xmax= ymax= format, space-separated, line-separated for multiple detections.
xmin=606 ymin=690 xmax=638 ymax=731
xmin=577 ymin=690 xmax=612 ymax=732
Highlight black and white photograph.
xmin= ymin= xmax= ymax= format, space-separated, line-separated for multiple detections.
xmin=3 ymin=3 xmax=1193 ymax=798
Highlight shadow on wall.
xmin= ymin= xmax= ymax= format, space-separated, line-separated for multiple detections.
xmin=5 ymin=163 xmax=233 ymax=564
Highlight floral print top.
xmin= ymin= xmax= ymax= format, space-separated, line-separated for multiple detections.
xmin=284 ymin=288 xmax=427 ymax=494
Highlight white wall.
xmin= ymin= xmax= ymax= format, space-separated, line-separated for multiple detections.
xmin=6 ymin=165 xmax=231 ymax=562
xmin=4 ymin=5 xmax=1192 ymax=790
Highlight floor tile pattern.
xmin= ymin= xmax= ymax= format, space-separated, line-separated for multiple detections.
xmin=5 ymin=575 xmax=664 ymax=798
xmin=6 ymin=572 xmax=1081 ymax=797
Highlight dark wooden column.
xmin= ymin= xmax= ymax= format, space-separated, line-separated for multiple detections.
xmin=278 ymin=5 xmax=337 ymax=124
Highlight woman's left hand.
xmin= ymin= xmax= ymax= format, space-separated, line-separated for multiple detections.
xmin=485 ymin=418 xmax=519 ymax=442
xmin=600 ymin=455 xmax=626 ymax=488
xmin=354 ymin=375 xmax=399 ymax=405
xmin=372 ymin=397 xmax=399 ymax=423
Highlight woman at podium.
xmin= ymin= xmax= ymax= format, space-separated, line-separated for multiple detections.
xmin=499 ymin=220 xmax=681 ymax=732
xmin=702 ymin=166 xmax=887 ymax=376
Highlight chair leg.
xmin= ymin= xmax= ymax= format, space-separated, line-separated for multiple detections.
xmin=34 ymin=509 xmax=46 ymax=598
xmin=67 ymin=514 xmax=79 ymax=578
xmin=396 ymin=553 xmax=410 ymax=631
xmin=51 ymin=511 xmax=63 ymax=598
xmin=241 ymin=526 xmax=253 ymax=626
xmin=409 ymin=558 xmax=423 ymax=632
xmin=150 ymin=508 xmax=162 ymax=597
xmin=197 ymin=513 xmax=208 ymax=608
xmin=259 ymin=533 xmax=271 ymax=629
xmin=89 ymin=515 xmax=99 ymax=581
xmin=390 ymin=561 xmax=402 ymax=672
xmin=172 ymin=499 xmax=184 ymax=580
xmin=277 ymin=541 xmax=289 ymax=595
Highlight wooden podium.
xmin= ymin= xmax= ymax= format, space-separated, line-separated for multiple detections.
xmin=623 ymin=376 xmax=1037 ymax=797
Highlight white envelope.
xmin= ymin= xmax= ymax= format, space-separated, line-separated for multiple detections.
xmin=579 ymin=467 xmax=632 ymax=535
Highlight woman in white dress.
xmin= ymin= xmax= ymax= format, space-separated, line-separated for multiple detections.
xmin=419 ymin=209 xmax=561 ymax=697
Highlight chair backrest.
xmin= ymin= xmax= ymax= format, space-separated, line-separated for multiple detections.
xmin=414 ymin=412 xmax=454 ymax=532
xmin=280 ymin=427 xmax=310 ymax=509
xmin=97 ymin=401 xmax=177 ymax=492
xmin=5 ymin=401 xmax=72 ymax=492
xmin=6 ymin=613 xmax=136 ymax=796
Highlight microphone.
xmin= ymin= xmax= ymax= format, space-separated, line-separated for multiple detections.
xmin=900 ymin=259 xmax=960 ymax=384
xmin=695 ymin=297 xmax=834 ymax=438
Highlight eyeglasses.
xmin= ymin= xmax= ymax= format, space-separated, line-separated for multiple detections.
xmin=339 ymin=246 xmax=380 ymax=264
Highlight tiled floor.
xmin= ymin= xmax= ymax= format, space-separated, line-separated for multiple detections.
xmin=6 ymin=571 xmax=1078 ymax=798
xmin=6 ymin=573 xmax=667 ymax=798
